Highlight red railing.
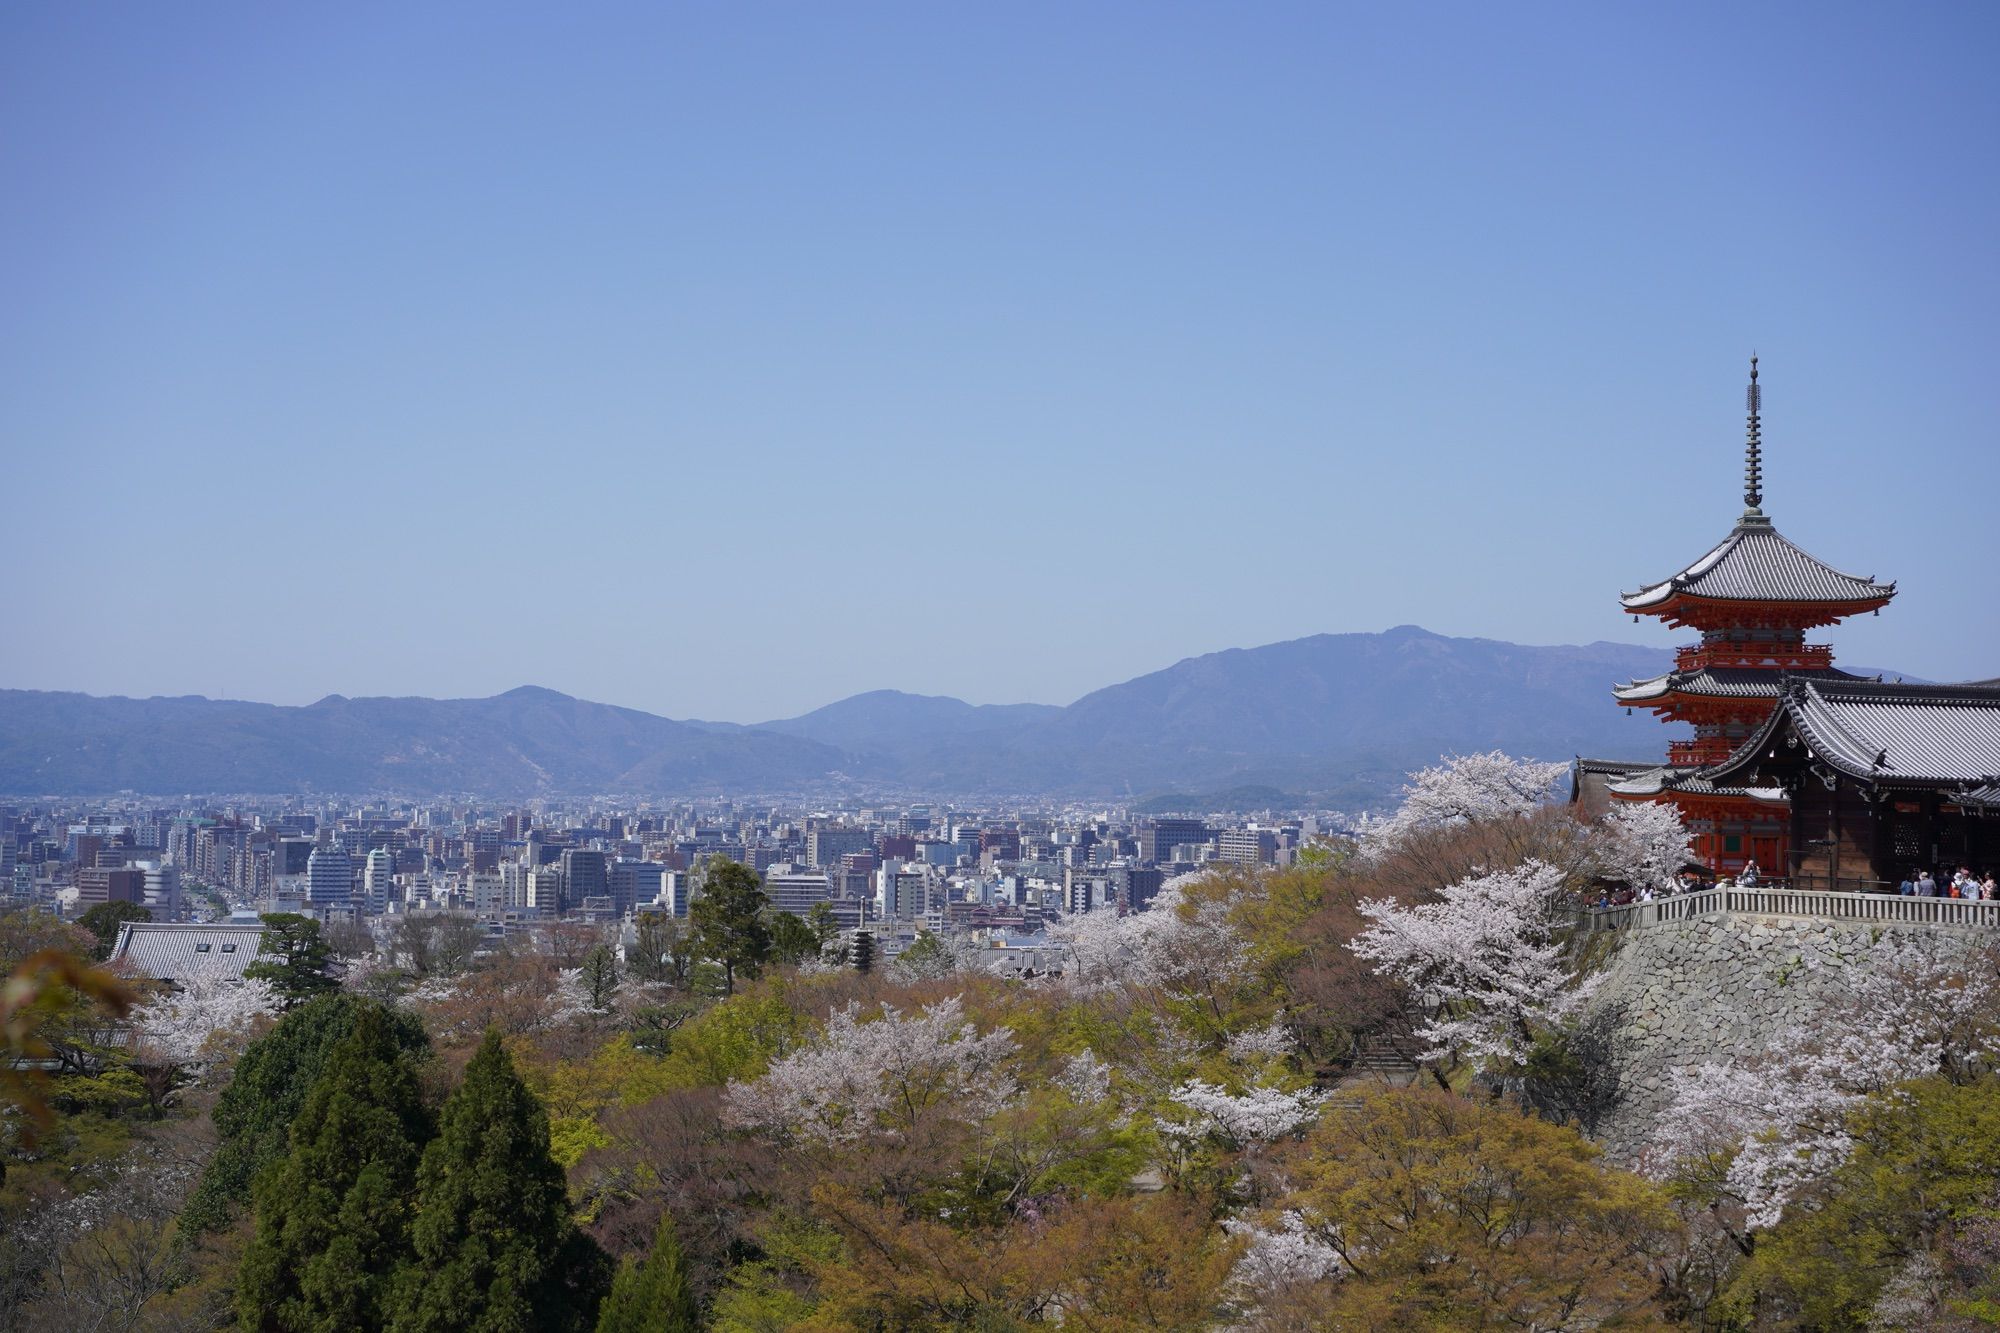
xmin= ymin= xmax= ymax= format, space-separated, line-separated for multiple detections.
xmin=1677 ymin=643 xmax=1833 ymax=672
xmin=1669 ymin=739 xmax=1739 ymax=767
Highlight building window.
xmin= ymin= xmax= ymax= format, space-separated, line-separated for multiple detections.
xmin=221 ymin=943 xmax=237 ymax=953
xmin=1724 ymin=834 xmax=1743 ymax=854
xmin=195 ymin=942 xmax=211 ymax=952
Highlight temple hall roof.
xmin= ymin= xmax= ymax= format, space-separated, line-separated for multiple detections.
xmin=109 ymin=921 xmax=266 ymax=986
xmin=1709 ymin=678 xmax=2000 ymax=790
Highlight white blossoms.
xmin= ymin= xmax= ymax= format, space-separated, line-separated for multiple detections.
xmin=1349 ymin=858 xmax=1598 ymax=1066
xmin=727 ymin=995 xmax=1017 ymax=1147
xmin=1354 ymin=751 xmax=1569 ymax=861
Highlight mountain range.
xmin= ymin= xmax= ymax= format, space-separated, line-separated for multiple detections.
xmin=0 ymin=625 xmax=1741 ymax=806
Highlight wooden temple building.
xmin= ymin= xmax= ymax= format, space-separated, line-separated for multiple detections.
xmin=1577 ymin=361 xmax=2000 ymax=887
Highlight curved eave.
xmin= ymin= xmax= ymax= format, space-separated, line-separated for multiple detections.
xmin=1622 ymin=591 xmax=1895 ymax=629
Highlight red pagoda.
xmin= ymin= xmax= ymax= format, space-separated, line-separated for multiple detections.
xmin=1583 ymin=359 xmax=1896 ymax=876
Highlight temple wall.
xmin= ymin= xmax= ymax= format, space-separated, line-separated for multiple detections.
xmin=1585 ymin=913 xmax=1994 ymax=1167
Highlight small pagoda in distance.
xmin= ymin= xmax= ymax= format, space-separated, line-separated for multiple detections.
xmin=1583 ymin=358 xmax=1897 ymax=876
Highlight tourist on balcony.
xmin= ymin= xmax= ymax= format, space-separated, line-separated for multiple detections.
xmin=1898 ymin=871 xmax=1918 ymax=896
xmin=1918 ymin=870 xmax=1938 ymax=897
xmin=1982 ymin=873 xmax=1997 ymax=900
xmin=1735 ymin=861 xmax=1760 ymax=888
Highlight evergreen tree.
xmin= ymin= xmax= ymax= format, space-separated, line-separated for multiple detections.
xmin=688 ymin=858 xmax=770 ymax=994
xmin=237 ymin=1007 xmax=434 ymax=1331
xmin=595 ymin=1212 xmax=699 ymax=1333
xmin=76 ymin=901 xmax=150 ymax=960
xmin=391 ymin=1029 xmax=610 ymax=1333
xmin=243 ymin=913 xmax=339 ymax=1008
xmin=767 ymin=910 xmax=818 ymax=966
xmin=182 ymin=994 xmax=430 ymax=1238
xmin=581 ymin=943 xmax=620 ymax=1010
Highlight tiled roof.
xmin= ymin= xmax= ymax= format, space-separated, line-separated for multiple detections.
xmin=1604 ymin=764 xmax=1783 ymax=803
xmin=1613 ymin=665 xmax=1868 ymax=704
xmin=109 ymin=921 xmax=267 ymax=985
xmin=1710 ymin=678 xmax=2000 ymax=790
xmin=1622 ymin=515 xmax=1894 ymax=611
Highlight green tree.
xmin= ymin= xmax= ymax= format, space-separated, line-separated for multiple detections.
xmin=181 ymin=994 xmax=430 ymax=1239
xmin=766 ymin=911 xmax=818 ymax=966
xmin=390 ymin=1030 xmax=610 ymax=1332
xmin=581 ymin=944 xmax=620 ymax=1011
xmin=76 ymin=901 xmax=150 ymax=960
xmin=595 ymin=1212 xmax=698 ymax=1333
xmin=243 ymin=913 xmax=338 ymax=1009
xmin=1723 ymin=1076 xmax=2000 ymax=1328
xmin=236 ymin=1007 xmax=435 ymax=1331
xmin=688 ymin=860 xmax=770 ymax=995
xmin=628 ymin=911 xmax=683 ymax=985
xmin=805 ymin=901 xmax=839 ymax=951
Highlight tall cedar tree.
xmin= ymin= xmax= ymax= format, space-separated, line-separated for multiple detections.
xmin=236 ymin=1007 xmax=435 ymax=1331
xmin=243 ymin=912 xmax=339 ymax=1008
xmin=390 ymin=1029 xmax=610 ymax=1332
xmin=688 ymin=859 xmax=770 ymax=994
xmin=595 ymin=1212 xmax=699 ymax=1333
xmin=182 ymin=994 xmax=429 ymax=1238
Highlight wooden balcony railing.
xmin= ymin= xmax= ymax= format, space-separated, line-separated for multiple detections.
xmin=1676 ymin=644 xmax=1833 ymax=672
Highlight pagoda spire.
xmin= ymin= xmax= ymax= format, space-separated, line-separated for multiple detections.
xmin=1742 ymin=353 xmax=1764 ymax=519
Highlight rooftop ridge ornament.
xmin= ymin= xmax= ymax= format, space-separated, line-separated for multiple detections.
xmin=1742 ymin=352 xmax=1765 ymax=520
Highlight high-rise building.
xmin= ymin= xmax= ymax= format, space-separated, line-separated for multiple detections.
xmin=561 ymin=848 xmax=609 ymax=915
xmin=307 ymin=845 xmax=353 ymax=911
xmin=1140 ymin=819 xmax=1207 ymax=864
xmin=364 ymin=848 xmax=396 ymax=914
xmin=1216 ymin=829 xmax=1279 ymax=866
xmin=609 ymin=858 xmax=667 ymax=917
xmin=765 ymin=864 xmax=832 ymax=915
xmin=807 ymin=826 xmax=873 ymax=869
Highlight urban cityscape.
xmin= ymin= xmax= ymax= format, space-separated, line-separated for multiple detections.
xmin=6 ymin=4 xmax=2000 ymax=1331
xmin=13 ymin=792 xmax=1328 ymax=976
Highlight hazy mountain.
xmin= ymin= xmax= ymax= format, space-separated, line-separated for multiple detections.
xmin=10 ymin=625 xmax=1890 ymax=804
xmin=769 ymin=626 xmax=1690 ymax=801
xmin=0 ymin=685 xmax=849 ymax=797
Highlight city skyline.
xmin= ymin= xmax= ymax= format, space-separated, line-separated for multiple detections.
xmin=6 ymin=4 xmax=1998 ymax=720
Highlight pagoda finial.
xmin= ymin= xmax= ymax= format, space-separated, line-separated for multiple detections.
xmin=1743 ymin=353 xmax=1764 ymax=517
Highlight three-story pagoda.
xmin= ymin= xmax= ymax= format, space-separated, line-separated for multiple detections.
xmin=1596 ymin=358 xmax=1896 ymax=875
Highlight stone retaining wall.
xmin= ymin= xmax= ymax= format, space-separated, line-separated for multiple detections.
xmin=1585 ymin=914 xmax=1991 ymax=1167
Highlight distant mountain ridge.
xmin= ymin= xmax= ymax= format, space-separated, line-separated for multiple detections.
xmin=1 ymin=625 xmax=1871 ymax=804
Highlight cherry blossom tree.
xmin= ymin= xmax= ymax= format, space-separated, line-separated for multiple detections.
xmin=1223 ymin=1209 xmax=1343 ymax=1303
xmin=1348 ymin=858 xmax=1599 ymax=1068
xmin=129 ymin=973 xmax=277 ymax=1080
xmin=1049 ymin=873 xmax=1249 ymax=1000
xmin=1157 ymin=1080 xmax=1327 ymax=1150
xmin=1591 ymin=801 xmax=1695 ymax=892
xmin=1649 ymin=938 xmax=2000 ymax=1230
xmin=726 ymin=995 xmax=1016 ymax=1148
xmin=1353 ymin=751 xmax=1570 ymax=862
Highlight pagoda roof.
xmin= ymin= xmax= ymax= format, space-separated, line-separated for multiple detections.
xmin=1604 ymin=763 xmax=1785 ymax=804
xmin=1708 ymin=677 xmax=2000 ymax=791
xmin=1621 ymin=514 xmax=1895 ymax=613
xmin=1613 ymin=664 xmax=1872 ymax=705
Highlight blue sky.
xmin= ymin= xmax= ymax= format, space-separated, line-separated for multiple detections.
xmin=4 ymin=3 xmax=1996 ymax=720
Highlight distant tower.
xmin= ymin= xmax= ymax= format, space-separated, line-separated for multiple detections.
xmin=307 ymin=844 xmax=354 ymax=912
xmin=363 ymin=848 xmax=396 ymax=915
xmin=1600 ymin=359 xmax=1895 ymax=875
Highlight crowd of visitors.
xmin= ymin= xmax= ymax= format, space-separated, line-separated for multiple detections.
xmin=1897 ymin=867 xmax=1999 ymax=900
xmin=1591 ymin=861 xmax=2000 ymax=908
